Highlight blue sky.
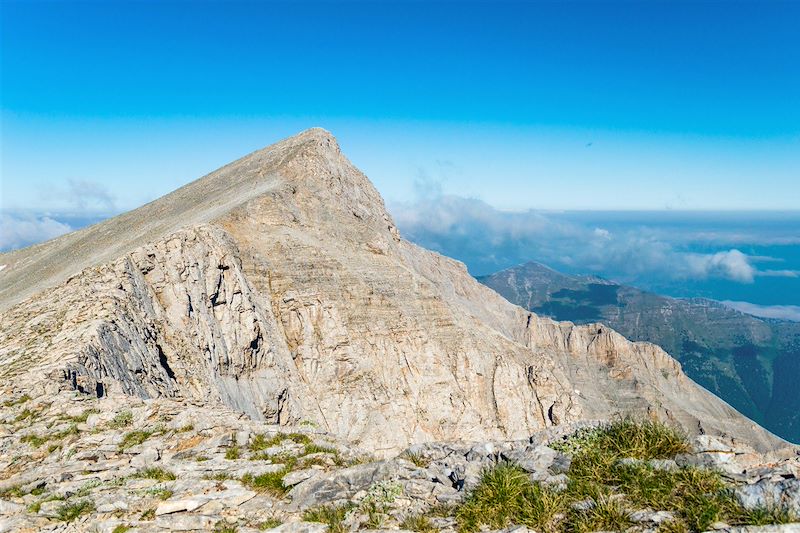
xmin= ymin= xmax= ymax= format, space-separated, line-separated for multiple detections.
xmin=2 ymin=0 xmax=798 ymax=215
xmin=1 ymin=1 xmax=799 ymax=313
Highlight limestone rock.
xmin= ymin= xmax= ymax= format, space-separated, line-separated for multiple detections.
xmin=0 ymin=128 xmax=788 ymax=457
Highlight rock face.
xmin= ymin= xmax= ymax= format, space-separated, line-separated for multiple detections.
xmin=0 ymin=128 xmax=788 ymax=456
xmin=478 ymin=261 xmax=800 ymax=443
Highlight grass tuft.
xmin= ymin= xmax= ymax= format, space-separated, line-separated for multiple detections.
xmin=119 ymin=430 xmax=153 ymax=451
xmin=551 ymin=418 xmax=689 ymax=460
xmin=302 ymin=503 xmax=354 ymax=533
xmin=56 ymin=499 xmax=95 ymax=522
xmin=457 ymin=462 xmax=566 ymax=532
xmin=241 ymin=470 xmax=288 ymax=497
xmin=225 ymin=445 xmax=241 ymax=460
xmin=108 ymin=410 xmax=133 ymax=429
xmin=135 ymin=467 xmax=176 ymax=481
xmin=400 ymin=513 xmax=437 ymax=532
xmin=258 ymin=518 xmax=283 ymax=529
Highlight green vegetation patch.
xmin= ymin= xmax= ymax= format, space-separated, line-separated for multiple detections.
xmin=249 ymin=432 xmax=312 ymax=452
xmin=400 ymin=513 xmax=437 ymax=532
xmin=134 ymin=467 xmax=176 ymax=481
xmin=2 ymin=394 xmax=31 ymax=408
xmin=119 ymin=429 xmax=153 ymax=451
xmin=56 ymin=499 xmax=95 ymax=522
xmin=456 ymin=419 xmax=798 ymax=532
xmin=108 ymin=410 xmax=133 ymax=429
xmin=302 ymin=503 xmax=355 ymax=533
xmin=241 ymin=469 xmax=290 ymax=497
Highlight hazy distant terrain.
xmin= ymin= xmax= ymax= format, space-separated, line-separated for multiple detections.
xmin=480 ymin=261 xmax=800 ymax=443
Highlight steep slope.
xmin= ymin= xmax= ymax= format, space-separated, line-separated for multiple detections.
xmin=479 ymin=261 xmax=800 ymax=443
xmin=0 ymin=129 xmax=786 ymax=455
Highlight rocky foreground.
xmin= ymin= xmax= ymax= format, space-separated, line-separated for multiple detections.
xmin=1 ymin=389 xmax=798 ymax=533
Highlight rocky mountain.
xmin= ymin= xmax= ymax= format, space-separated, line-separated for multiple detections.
xmin=1 ymin=128 xmax=799 ymax=532
xmin=478 ymin=261 xmax=800 ymax=444
xmin=0 ymin=128 xmax=788 ymax=457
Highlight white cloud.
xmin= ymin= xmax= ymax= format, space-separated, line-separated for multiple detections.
xmin=391 ymin=194 xmax=776 ymax=283
xmin=0 ymin=213 xmax=72 ymax=252
xmin=722 ymin=301 xmax=800 ymax=322
xmin=684 ymin=249 xmax=756 ymax=283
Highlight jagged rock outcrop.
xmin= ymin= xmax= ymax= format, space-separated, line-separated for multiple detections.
xmin=0 ymin=128 xmax=788 ymax=456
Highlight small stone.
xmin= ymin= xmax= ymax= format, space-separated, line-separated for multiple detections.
xmin=154 ymin=498 xmax=207 ymax=515
xmin=629 ymin=510 xmax=675 ymax=523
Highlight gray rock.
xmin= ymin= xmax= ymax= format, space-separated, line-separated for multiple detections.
xmin=703 ymin=525 xmax=800 ymax=533
xmin=735 ymin=479 xmax=800 ymax=514
xmin=0 ymin=499 xmax=25 ymax=515
xmin=629 ymin=510 xmax=675 ymax=523
xmin=283 ymin=469 xmax=320 ymax=487
xmin=131 ymin=446 xmax=161 ymax=468
xmin=266 ymin=521 xmax=329 ymax=532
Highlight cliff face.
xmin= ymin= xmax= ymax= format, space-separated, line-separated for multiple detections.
xmin=0 ymin=129 xmax=785 ymax=455
xmin=479 ymin=261 xmax=800 ymax=444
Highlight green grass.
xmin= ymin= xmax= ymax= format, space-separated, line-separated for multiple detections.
xmin=550 ymin=418 xmax=689 ymax=459
xmin=249 ymin=432 xmax=312 ymax=452
xmin=14 ymin=408 xmax=37 ymax=422
xmin=147 ymin=488 xmax=173 ymax=500
xmin=455 ymin=419 xmax=798 ymax=533
xmin=118 ymin=430 xmax=153 ymax=450
xmin=258 ymin=518 xmax=283 ymax=529
xmin=134 ymin=467 xmax=176 ymax=481
xmin=302 ymin=503 xmax=354 ymax=533
xmin=400 ymin=513 xmax=437 ymax=532
xmin=566 ymin=495 xmax=632 ymax=533
xmin=204 ymin=472 xmax=233 ymax=481
xmin=240 ymin=470 xmax=289 ymax=497
xmin=225 ymin=445 xmax=241 ymax=460
xmin=20 ymin=424 xmax=78 ymax=448
xmin=112 ymin=525 xmax=131 ymax=533
xmin=56 ymin=499 xmax=95 ymax=522
xmin=457 ymin=463 xmax=565 ymax=532
xmin=2 ymin=394 xmax=31 ymax=408
xmin=302 ymin=443 xmax=338 ymax=456
xmin=213 ymin=521 xmax=238 ymax=533
xmin=401 ymin=451 xmax=431 ymax=468
xmin=108 ymin=410 xmax=133 ymax=429
xmin=60 ymin=408 xmax=99 ymax=424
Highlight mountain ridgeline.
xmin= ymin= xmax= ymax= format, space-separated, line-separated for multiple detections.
xmin=0 ymin=129 xmax=787 ymax=458
xmin=478 ymin=261 xmax=800 ymax=443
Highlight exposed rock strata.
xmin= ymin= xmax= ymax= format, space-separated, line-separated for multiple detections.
xmin=0 ymin=128 xmax=789 ymax=457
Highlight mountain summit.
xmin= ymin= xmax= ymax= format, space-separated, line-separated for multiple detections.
xmin=0 ymin=129 xmax=786 ymax=454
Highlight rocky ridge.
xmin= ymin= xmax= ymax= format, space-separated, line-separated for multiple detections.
xmin=0 ymin=128 xmax=786 ymax=456
xmin=1 ymin=128 xmax=799 ymax=531
xmin=0 ymin=390 xmax=798 ymax=532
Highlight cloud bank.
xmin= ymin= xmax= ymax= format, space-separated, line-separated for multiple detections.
xmin=722 ymin=301 xmax=800 ymax=322
xmin=0 ymin=213 xmax=73 ymax=252
xmin=390 ymin=194 xmax=796 ymax=284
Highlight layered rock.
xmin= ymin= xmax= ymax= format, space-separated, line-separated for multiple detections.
xmin=0 ymin=128 xmax=788 ymax=456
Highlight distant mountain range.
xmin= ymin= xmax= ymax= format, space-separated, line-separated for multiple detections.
xmin=479 ymin=261 xmax=800 ymax=444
